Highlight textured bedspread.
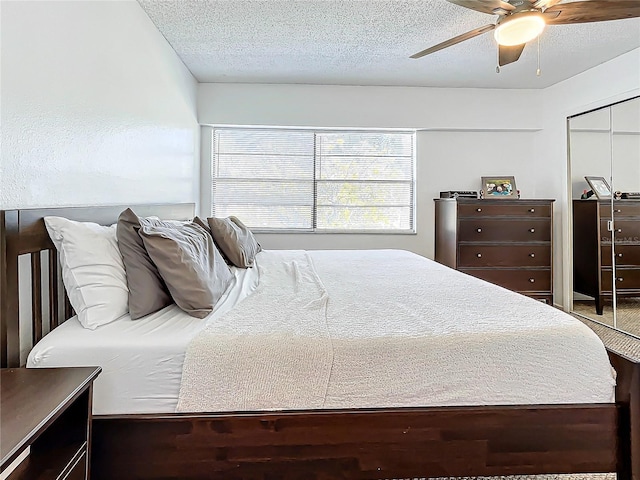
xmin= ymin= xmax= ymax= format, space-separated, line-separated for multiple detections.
xmin=177 ymin=249 xmax=616 ymax=412
xmin=177 ymin=251 xmax=333 ymax=411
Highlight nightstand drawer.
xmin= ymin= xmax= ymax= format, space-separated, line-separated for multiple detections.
xmin=458 ymin=203 xmax=551 ymax=218
xmin=458 ymin=245 xmax=550 ymax=267
xmin=459 ymin=219 xmax=551 ymax=242
xmin=62 ymin=449 xmax=87 ymax=480
xmin=461 ymin=268 xmax=551 ymax=292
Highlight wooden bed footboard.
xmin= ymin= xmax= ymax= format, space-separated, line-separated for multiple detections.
xmin=1 ymin=204 xmax=638 ymax=480
xmin=92 ymin=404 xmax=618 ymax=480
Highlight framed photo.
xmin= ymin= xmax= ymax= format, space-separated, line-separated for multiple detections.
xmin=481 ymin=176 xmax=517 ymax=198
xmin=585 ymin=176 xmax=612 ymax=199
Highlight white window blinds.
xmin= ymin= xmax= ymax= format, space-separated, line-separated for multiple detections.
xmin=212 ymin=128 xmax=415 ymax=233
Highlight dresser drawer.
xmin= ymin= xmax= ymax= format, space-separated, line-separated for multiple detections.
xmin=601 ymin=244 xmax=640 ymax=267
xmin=599 ymin=219 xmax=640 ymax=243
xmin=460 ymin=268 xmax=551 ymax=292
xmin=458 ymin=245 xmax=550 ymax=267
xmin=459 ymin=219 xmax=551 ymax=242
xmin=600 ymin=202 xmax=640 ymax=218
xmin=458 ymin=203 xmax=551 ymax=218
xmin=601 ymin=268 xmax=640 ymax=291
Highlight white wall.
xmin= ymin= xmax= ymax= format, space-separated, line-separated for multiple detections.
xmin=0 ymin=0 xmax=199 ymax=209
xmin=0 ymin=0 xmax=200 ymax=363
xmin=198 ymin=84 xmax=543 ymax=259
xmin=198 ymin=84 xmax=542 ymax=130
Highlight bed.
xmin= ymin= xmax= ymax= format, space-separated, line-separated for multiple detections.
xmin=1 ymin=203 xmax=638 ymax=480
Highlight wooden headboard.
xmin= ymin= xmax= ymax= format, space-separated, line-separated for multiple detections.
xmin=0 ymin=203 xmax=195 ymax=368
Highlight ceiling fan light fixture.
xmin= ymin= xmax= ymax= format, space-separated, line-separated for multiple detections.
xmin=494 ymin=13 xmax=546 ymax=46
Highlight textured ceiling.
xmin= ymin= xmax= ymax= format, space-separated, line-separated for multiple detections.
xmin=137 ymin=0 xmax=640 ymax=89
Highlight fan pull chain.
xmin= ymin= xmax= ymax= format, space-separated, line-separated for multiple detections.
xmin=496 ymin=47 xmax=500 ymax=74
xmin=536 ymin=36 xmax=541 ymax=76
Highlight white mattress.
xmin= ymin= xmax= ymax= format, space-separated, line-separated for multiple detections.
xmin=28 ymin=250 xmax=616 ymax=415
xmin=27 ymin=265 xmax=260 ymax=415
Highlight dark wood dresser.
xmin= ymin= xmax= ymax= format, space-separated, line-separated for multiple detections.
xmin=0 ymin=367 xmax=101 ymax=480
xmin=573 ymin=199 xmax=640 ymax=315
xmin=434 ymin=198 xmax=554 ymax=304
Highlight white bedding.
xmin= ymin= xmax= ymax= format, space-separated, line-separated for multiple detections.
xmin=26 ymin=265 xmax=260 ymax=415
xmin=178 ymin=249 xmax=616 ymax=411
xmin=28 ymin=249 xmax=616 ymax=415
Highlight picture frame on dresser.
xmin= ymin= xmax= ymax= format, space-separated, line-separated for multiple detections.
xmin=481 ymin=176 xmax=517 ymax=198
xmin=585 ymin=176 xmax=612 ymax=199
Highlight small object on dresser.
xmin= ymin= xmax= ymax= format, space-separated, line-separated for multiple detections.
xmin=581 ymin=189 xmax=594 ymax=199
xmin=439 ymin=191 xmax=478 ymax=199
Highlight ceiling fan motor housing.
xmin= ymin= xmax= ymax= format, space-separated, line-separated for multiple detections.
xmin=495 ymin=10 xmax=547 ymax=46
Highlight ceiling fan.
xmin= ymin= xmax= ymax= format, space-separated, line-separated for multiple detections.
xmin=410 ymin=0 xmax=640 ymax=68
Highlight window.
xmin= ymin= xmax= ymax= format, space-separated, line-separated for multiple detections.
xmin=212 ymin=127 xmax=415 ymax=233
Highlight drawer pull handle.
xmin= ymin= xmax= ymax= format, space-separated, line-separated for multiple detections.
xmin=529 ymin=228 xmax=535 ymax=233
xmin=529 ymin=278 xmax=535 ymax=283
xmin=529 ymin=208 xmax=535 ymax=213
xmin=617 ymin=229 xmax=622 ymax=233
xmin=477 ymin=228 xmax=482 ymax=233
xmin=476 ymin=208 xmax=482 ymax=212
xmin=618 ymin=253 xmax=623 ymax=258
xmin=477 ymin=253 xmax=482 ymax=258
xmin=529 ymin=253 xmax=535 ymax=258
xmin=615 ymin=209 xmax=621 ymax=213
xmin=617 ymin=277 xmax=624 ymax=282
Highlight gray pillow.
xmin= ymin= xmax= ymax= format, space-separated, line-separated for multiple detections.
xmin=138 ymin=222 xmax=233 ymax=318
xmin=116 ymin=208 xmax=174 ymax=319
xmin=192 ymin=216 xmax=212 ymax=235
xmin=206 ymin=216 xmax=262 ymax=268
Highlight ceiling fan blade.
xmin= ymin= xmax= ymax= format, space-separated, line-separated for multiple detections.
xmin=532 ymin=0 xmax=563 ymax=9
xmin=410 ymin=24 xmax=496 ymax=59
xmin=499 ymin=43 xmax=526 ymax=66
xmin=447 ymin=0 xmax=515 ymax=15
xmin=545 ymin=0 xmax=640 ymax=24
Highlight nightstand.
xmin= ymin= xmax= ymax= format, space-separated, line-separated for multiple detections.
xmin=1 ymin=367 xmax=101 ymax=480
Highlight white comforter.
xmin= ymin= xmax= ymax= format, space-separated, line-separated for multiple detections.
xmin=178 ymin=249 xmax=616 ymax=412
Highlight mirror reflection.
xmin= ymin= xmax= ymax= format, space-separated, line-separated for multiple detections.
xmin=570 ymin=97 xmax=640 ymax=336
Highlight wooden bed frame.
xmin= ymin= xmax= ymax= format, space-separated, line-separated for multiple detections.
xmin=1 ymin=204 xmax=638 ymax=480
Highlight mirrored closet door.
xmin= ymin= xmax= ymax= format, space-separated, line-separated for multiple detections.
xmin=570 ymin=96 xmax=640 ymax=336
xmin=610 ymin=97 xmax=640 ymax=335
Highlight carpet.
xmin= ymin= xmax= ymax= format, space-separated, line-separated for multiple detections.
xmin=573 ymin=297 xmax=640 ymax=337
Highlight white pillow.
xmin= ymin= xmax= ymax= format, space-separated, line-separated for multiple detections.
xmin=44 ymin=216 xmax=129 ymax=329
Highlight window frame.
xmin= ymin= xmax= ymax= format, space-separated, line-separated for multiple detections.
xmin=209 ymin=126 xmax=417 ymax=235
